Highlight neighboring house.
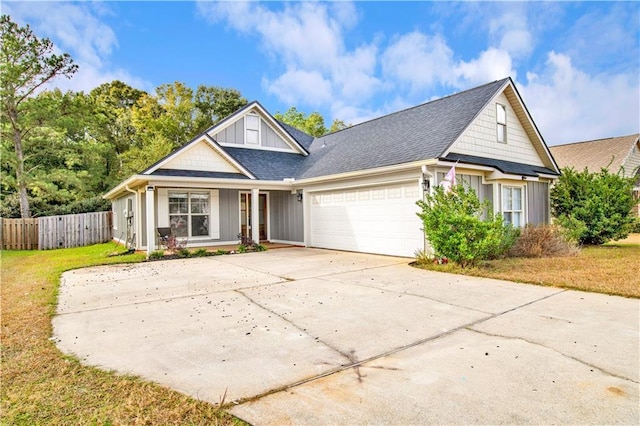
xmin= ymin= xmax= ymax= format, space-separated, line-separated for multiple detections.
xmin=549 ymin=134 xmax=640 ymax=216
xmin=104 ymin=77 xmax=560 ymax=258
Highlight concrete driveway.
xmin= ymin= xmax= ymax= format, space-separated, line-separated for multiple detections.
xmin=53 ymin=248 xmax=639 ymax=424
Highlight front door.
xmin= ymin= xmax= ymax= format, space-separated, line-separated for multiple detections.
xmin=240 ymin=193 xmax=267 ymax=241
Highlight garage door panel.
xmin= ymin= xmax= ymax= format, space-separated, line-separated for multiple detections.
xmin=309 ymin=183 xmax=423 ymax=257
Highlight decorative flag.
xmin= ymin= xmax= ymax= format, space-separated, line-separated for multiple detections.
xmin=440 ymin=166 xmax=456 ymax=193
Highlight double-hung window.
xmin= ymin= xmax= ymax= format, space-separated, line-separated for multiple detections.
xmin=169 ymin=192 xmax=210 ymax=237
xmin=496 ymin=104 xmax=507 ymax=143
xmin=502 ymin=186 xmax=524 ymax=227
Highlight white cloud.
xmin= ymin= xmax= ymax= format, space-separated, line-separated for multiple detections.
xmin=198 ymin=1 xmax=380 ymax=115
xmin=3 ymin=1 xmax=151 ymax=93
xmin=381 ymin=32 xmax=455 ymax=91
xmin=265 ymin=69 xmax=332 ymax=106
xmin=520 ymin=51 xmax=639 ymax=145
xmin=488 ymin=9 xmax=533 ymax=59
xmin=454 ymin=48 xmax=515 ymax=87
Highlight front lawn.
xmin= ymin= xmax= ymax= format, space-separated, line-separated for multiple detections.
xmin=414 ymin=234 xmax=640 ymax=298
xmin=0 ymin=243 xmax=243 ymax=425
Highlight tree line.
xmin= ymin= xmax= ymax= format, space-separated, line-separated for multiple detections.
xmin=1 ymin=15 xmax=346 ymax=218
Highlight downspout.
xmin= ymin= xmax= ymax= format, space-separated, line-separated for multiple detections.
xmin=125 ymin=185 xmax=139 ymax=249
xmin=420 ymin=165 xmax=434 ymax=256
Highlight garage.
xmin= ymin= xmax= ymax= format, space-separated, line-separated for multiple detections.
xmin=309 ymin=182 xmax=424 ymax=257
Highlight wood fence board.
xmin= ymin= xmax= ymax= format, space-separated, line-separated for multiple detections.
xmin=1 ymin=212 xmax=112 ymax=250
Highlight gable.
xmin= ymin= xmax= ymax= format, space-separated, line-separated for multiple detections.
xmin=207 ymin=104 xmax=307 ymax=154
xmin=447 ymin=91 xmax=545 ymax=167
xmin=160 ymin=139 xmax=239 ymax=173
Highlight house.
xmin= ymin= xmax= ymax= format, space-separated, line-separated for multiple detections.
xmin=104 ymin=77 xmax=560 ymax=258
xmin=549 ymin=134 xmax=640 ymax=216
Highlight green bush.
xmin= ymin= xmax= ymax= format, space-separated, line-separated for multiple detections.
xmin=175 ymin=248 xmax=191 ymax=258
xmin=416 ymin=183 xmax=518 ymax=267
xmin=149 ymin=250 xmax=165 ymax=260
xmin=551 ymin=167 xmax=637 ymax=245
xmin=192 ymin=248 xmax=209 ymax=257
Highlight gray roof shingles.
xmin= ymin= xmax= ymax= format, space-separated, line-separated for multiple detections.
xmin=297 ymin=78 xmax=508 ymax=179
xmin=147 ymin=78 xmax=557 ymax=182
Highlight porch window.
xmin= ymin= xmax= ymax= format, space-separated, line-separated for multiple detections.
xmin=502 ymin=186 xmax=524 ymax=227
xmin=169 ymin=192 xmax=210 ymax=237
xmin=496 ymin=103 xmax=507 ymax=143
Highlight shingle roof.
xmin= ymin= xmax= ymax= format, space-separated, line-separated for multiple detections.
xmin=150 ymin=169 xmax=250 ymax=179
xmin=223 ymin=147 xmax=307 ymax=180
xmin=549 ymin=134 xmax=639 ymax=178
xmin=297 ymin=78 xmax=509 ymax=179
xmin=278 ymin=121 xmax=315 ymax=150
xmin=443 ymin=153 xmax=559 ymax=177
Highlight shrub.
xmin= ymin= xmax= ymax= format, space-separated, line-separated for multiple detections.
xmin=508 ymin=224 xmax=579 ymax=258
xmin=417 ymin=183 xmax=518 ymax=267
xmin=149 ymin=250 xmax=165 ymax=260
xmin=215 ymin=249 xmax=229 ymax=255
xmin=175 ymin=247 xmax=191 ymax=258
xmin=192 ymin=248 xmax=209 ymax=257
xmin=237 ymin=244 xmax=247 ymax=253
xmin=551 ymin=167 xmax=637 ymax=245
xmin=628 ymin=217 xmax=640 ymax=234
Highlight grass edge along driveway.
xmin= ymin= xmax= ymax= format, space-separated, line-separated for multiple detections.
xmin=1 ymin=243 xmax=245 ymax=426
xmin=2 ymin=237 xmax=638 ymax=424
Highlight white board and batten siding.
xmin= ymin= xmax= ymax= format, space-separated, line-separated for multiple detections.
xmin=451 ymin=93 xmax=545 ymax=166
xmin=309 ymin=182 xmax=423 ymax=258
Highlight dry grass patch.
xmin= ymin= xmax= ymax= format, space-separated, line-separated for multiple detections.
xmin=1 ymin=244 xmax=245 ymax=425
xmin=415 ymin=234 xmax=640 ymax=298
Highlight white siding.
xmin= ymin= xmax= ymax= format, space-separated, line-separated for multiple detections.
xmin=450 ymin=93 xmax=544 ymax=166
xmin=163 ymin=140 xmax=238 ymax=173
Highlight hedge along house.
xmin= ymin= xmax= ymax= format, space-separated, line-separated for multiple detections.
xmin=104 ymin=77 xmax=560 ymax=258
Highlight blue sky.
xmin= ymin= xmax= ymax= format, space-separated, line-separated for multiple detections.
xmin=4 ymin=1 xmax=639 ymax=145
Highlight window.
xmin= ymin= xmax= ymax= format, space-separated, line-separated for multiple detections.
xmin=169 ymin=192 xmax=209 ymax=237
xmin=496 ymin=104 xmax=507 ymax=143
xmin=246 ymin=114 xmax=260 ymax=145
xmin=502 ymin=186 xmax=524 ymax=227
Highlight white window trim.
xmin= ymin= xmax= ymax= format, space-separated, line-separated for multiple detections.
xmin=245 ymin=113 xmax=261 ymax=146
xmin=501 ymin=184 xmax=526 ymax=227
xmin=158 ymin=188 xmax=220 ymax=240
xmin=496 ymin=103 xmax=507 ymax=144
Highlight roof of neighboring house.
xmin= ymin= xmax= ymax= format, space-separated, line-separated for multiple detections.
xmin=298 ymin=78 xmax=510 ymax=179
xmin=549 ymin=133 xmax=640 ymax=177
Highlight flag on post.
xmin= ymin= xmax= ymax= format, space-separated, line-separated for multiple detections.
xmin=440 ymin=166 xmax=456 ymax=193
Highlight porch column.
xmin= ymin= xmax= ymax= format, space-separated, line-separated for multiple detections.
xmin=251 ymin=187 xmax=260 ymax=244
xmin=146 ymin=185 xmax=156 ymax=257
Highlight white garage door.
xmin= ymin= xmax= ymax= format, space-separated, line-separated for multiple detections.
xmin=309 ymin=182 xmax=424 ymax=257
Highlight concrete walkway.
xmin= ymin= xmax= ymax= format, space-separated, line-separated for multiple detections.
xmin=53 ymin=248 xmax=639 ymax=424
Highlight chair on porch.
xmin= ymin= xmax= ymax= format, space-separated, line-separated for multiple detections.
xmin=157 ymin=227 xmax=172 ymax=247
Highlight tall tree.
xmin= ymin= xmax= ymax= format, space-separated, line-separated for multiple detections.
xmin=0 ymin=15 xmax=78 ymax=217
xmin=194 ymin=85 xmax=247 ymax=132
xmin=274 ymin=107 xmax=350 ymax=137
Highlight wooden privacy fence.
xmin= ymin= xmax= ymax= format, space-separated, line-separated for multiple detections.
xmin=1 ymin=211 xmax=112 ymax=250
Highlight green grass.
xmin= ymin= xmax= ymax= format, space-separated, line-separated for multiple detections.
xmin=414 ymin=234 xmax=640 ymax=298
xmin=1 ymin=243 xmax=244 ymax=425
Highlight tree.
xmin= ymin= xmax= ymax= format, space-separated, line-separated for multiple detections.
xmin=416 ymin=183 xmax=518 ymax=267
xmin=0 ymin=15 xmax=78 ymax=217
xmin=194 ymin=85 xmax=247 ymax=132
xmin=274 ymin=107 xmax=328 ymax=137
xmin=550 ymin=167 xmax=637 ymax=245
xmin=1 ymin=15 xmax=78 ymax=217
